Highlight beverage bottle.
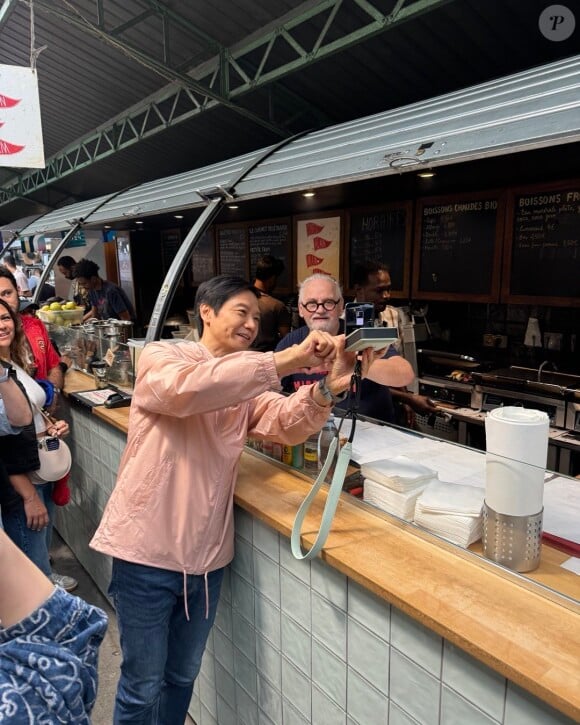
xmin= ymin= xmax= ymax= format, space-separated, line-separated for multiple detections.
xmin=282 ymin=444 xmax=293 ymax=466
xmin=318 ymin=415 xmax=339 ymax=482
xmin=292 ymin=443 xmax=304 ymax=469
xmin=303 ymin=433 xmax=319 ymax=473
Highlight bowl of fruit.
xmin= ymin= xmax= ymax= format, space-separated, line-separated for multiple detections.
xmin=38 ymin=301 xmax=84 ymax=327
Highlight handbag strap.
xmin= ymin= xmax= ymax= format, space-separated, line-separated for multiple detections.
xmin=290 ymin=437 xmax=352 ymax=560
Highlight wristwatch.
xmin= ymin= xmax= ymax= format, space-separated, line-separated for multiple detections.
xmin=317 ymin=377 xmax=348 ymax=404
xmin=0 ymin=361 xmax=15 ymax=383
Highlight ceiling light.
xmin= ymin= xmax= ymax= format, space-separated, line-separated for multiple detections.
xmin=302 ymin=190 xmax=315 ymax=198
xmin=136 ymin=220 xmax=144 ymax=224
xmin=104 ymin=225 xmax=111 ymax=229
xmin=417 ymin=169 xmax=436 ymax=179
xmin=174 ymin=214 xmax=184 ymax=219
xmin=228 ymin=204 xmax=239 ymax=209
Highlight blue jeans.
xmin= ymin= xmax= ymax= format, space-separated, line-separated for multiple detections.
xmin=109 ymin=558 xmax=224 ymax=725
xmin=2 ymin=481 xmax=54 ymax=576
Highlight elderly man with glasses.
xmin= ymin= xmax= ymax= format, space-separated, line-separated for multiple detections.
xmin=275 ymin=273 xmax=413 ymax=423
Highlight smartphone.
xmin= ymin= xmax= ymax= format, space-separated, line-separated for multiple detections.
xmin=344 ymin=303 xmax=374 ymax=336
xmin=344 ymin=302 xmax=398 ymax=351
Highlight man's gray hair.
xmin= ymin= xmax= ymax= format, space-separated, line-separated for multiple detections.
xmin=298 ymin=273 xmax=343 ymax=303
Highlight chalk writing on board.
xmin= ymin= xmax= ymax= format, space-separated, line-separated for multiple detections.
xmin=349 ymin=207 xmax=407 ymax=290
xmin=218 ymin=227 xmax=247 ymax=277
xmin=510 ymin=189 xmax=580 ymax=298
xmin=417 ymin=200 xmax=498 ymax=295
xmin=191 ymin=230 xmax=215 ymax=283
xmin=248 ymin=221 xmax=290 ymax=288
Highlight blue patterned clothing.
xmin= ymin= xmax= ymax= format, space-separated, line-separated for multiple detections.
xmin=0 ymin=587 xmax=108 ymax=724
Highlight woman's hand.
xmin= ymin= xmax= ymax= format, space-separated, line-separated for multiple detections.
xmin=23 ymin=493 xmax=49 ymax=531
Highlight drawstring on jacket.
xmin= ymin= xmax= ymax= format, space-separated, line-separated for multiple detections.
xmin=204 ymin=571 xmax=209 ymax=620
xmin=183 ymin=570 xmax=190 ymax=622
xmin=182 ymin=569 xmax=210 ymax=621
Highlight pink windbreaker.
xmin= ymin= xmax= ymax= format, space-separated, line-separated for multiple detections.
xmin=90 ymin=341 xmax=330 ymax=575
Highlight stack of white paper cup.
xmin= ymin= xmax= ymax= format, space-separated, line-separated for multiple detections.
xmin=483 ymin=406 xmax=549 ymax=571
xmin=485 ymin=406 xmax=548 ymax=516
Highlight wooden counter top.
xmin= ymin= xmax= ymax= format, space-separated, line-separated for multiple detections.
xmin=62 ymin=370 xmax=579 ymax=719
xmin=64 ymin=369 xmax=130 ymax=433
xmin=235 ymin=452 xmax=580 ymax=721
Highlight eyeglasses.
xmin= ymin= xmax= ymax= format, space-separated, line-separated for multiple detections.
xmin=300 ymin=298 xmax=340 ymax=313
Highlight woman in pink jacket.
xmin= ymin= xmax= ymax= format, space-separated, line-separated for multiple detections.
xmin=91 ymin=275 xmax=378 ymax=725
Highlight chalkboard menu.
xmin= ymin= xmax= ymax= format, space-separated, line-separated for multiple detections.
xmin=505 ymin=185 xmax=580 ymax=304
xmin=248 ymin=219 xmax=291 ymax=291
xmin=217 ymin=226 xmax=248 ymax=277
xmin=191 ymin=229 xmax=215 ymax=284
xmin=347 ymin=203 xmax=411 ymax=295
xmin=413 ymin=193 xmax=504 ymax=301
xmin=160 ymin=228 xmax=181 ymax=274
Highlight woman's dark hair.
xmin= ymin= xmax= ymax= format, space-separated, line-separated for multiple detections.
xmin=0 ymin=298 xmax=34 ymax=373
xmin=74 ymin=258 xmax=99 ymax=279
xmin=0 ymin=266 xmax=18 ymax=292
xmin=194 ymin=275 xmax=258 ymax=335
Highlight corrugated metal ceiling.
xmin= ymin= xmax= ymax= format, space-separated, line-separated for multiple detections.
xmin=0 ymin=0 xmax=577 ymax=224
xmin=16 ymin=52 xmax=580 ymax=236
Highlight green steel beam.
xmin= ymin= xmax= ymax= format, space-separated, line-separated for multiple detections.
xmin=0 ymin=0 xmax=452 ymax=208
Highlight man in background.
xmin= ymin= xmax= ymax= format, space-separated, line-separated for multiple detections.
xmin=351 ymin=260 xmax=438 ymax=425
xmin=276 ymin=273 xmax=414 ymax=423
xmin=2 ymin=255 xmax=30 ymax=297
xmin=27 ymin=269 xmax=55 ymax=302
xmin=74 ymin=258 xmax=136 ymax=322
xmin=250 ymin=255 xmax=291 ymax=352
xmin=56 ymin=256 xmax=90 ymax=313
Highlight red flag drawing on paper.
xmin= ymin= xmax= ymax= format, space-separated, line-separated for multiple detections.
xmin=313 ymin=236 xmax=332 ymax=251
xmin=306 ymin=222 xmax=324 ymax=236
xmin=306 ymin=254 xmax=323 ymax=267
xmin=0 ymin=94 xmax=20 ymax=108
xmin=0 ymin=65 xmax=44 ymax=167
xmin=0 ymin=139 xmax=24 ymax=154
xmin=312 ymin=268 xmax=331 ymax=275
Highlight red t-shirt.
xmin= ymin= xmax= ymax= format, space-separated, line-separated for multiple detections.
xmin=21 ymin=315 xmax=61 ymax=379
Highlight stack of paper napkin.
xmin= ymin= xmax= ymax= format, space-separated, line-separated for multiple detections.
xmin=414 ymin=481 xmax=484 ymax=548
xmin=361 ymin=456 xmax=437 ymax=521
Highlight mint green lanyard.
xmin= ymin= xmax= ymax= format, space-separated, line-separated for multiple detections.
xmin=290 ymin=436 xmax=352 ymax=560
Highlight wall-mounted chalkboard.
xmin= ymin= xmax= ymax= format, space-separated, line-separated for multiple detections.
xmin=413 ymin=193 xmax=504 ymax=302
xmin=347 ymin=202 xmax=411 ymax=296
xmin=217 ymin=226 xmax=248 ymax=277
xmin=191 ymin=229 xmax=215 ymax=284
xmin=160 ymin=228 xmax=181 ymax=274
xmin=504 ymin=184 xmax=580 ymax=306
xmin=248 ymin=219 xmax=291 ymax=291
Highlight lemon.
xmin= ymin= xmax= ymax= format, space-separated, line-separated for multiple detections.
xmin=49 ymin=302 xmax=63 ymax=311
xmin=64 ymin=301 xmax=77 ymax=310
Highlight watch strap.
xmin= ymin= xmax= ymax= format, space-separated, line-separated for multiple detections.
xmin=317 ymin=377 xmax=347 ymax=404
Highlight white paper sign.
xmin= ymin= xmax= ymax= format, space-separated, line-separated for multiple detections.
xmin=0 ymin=65 xmax=45 ymax=168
